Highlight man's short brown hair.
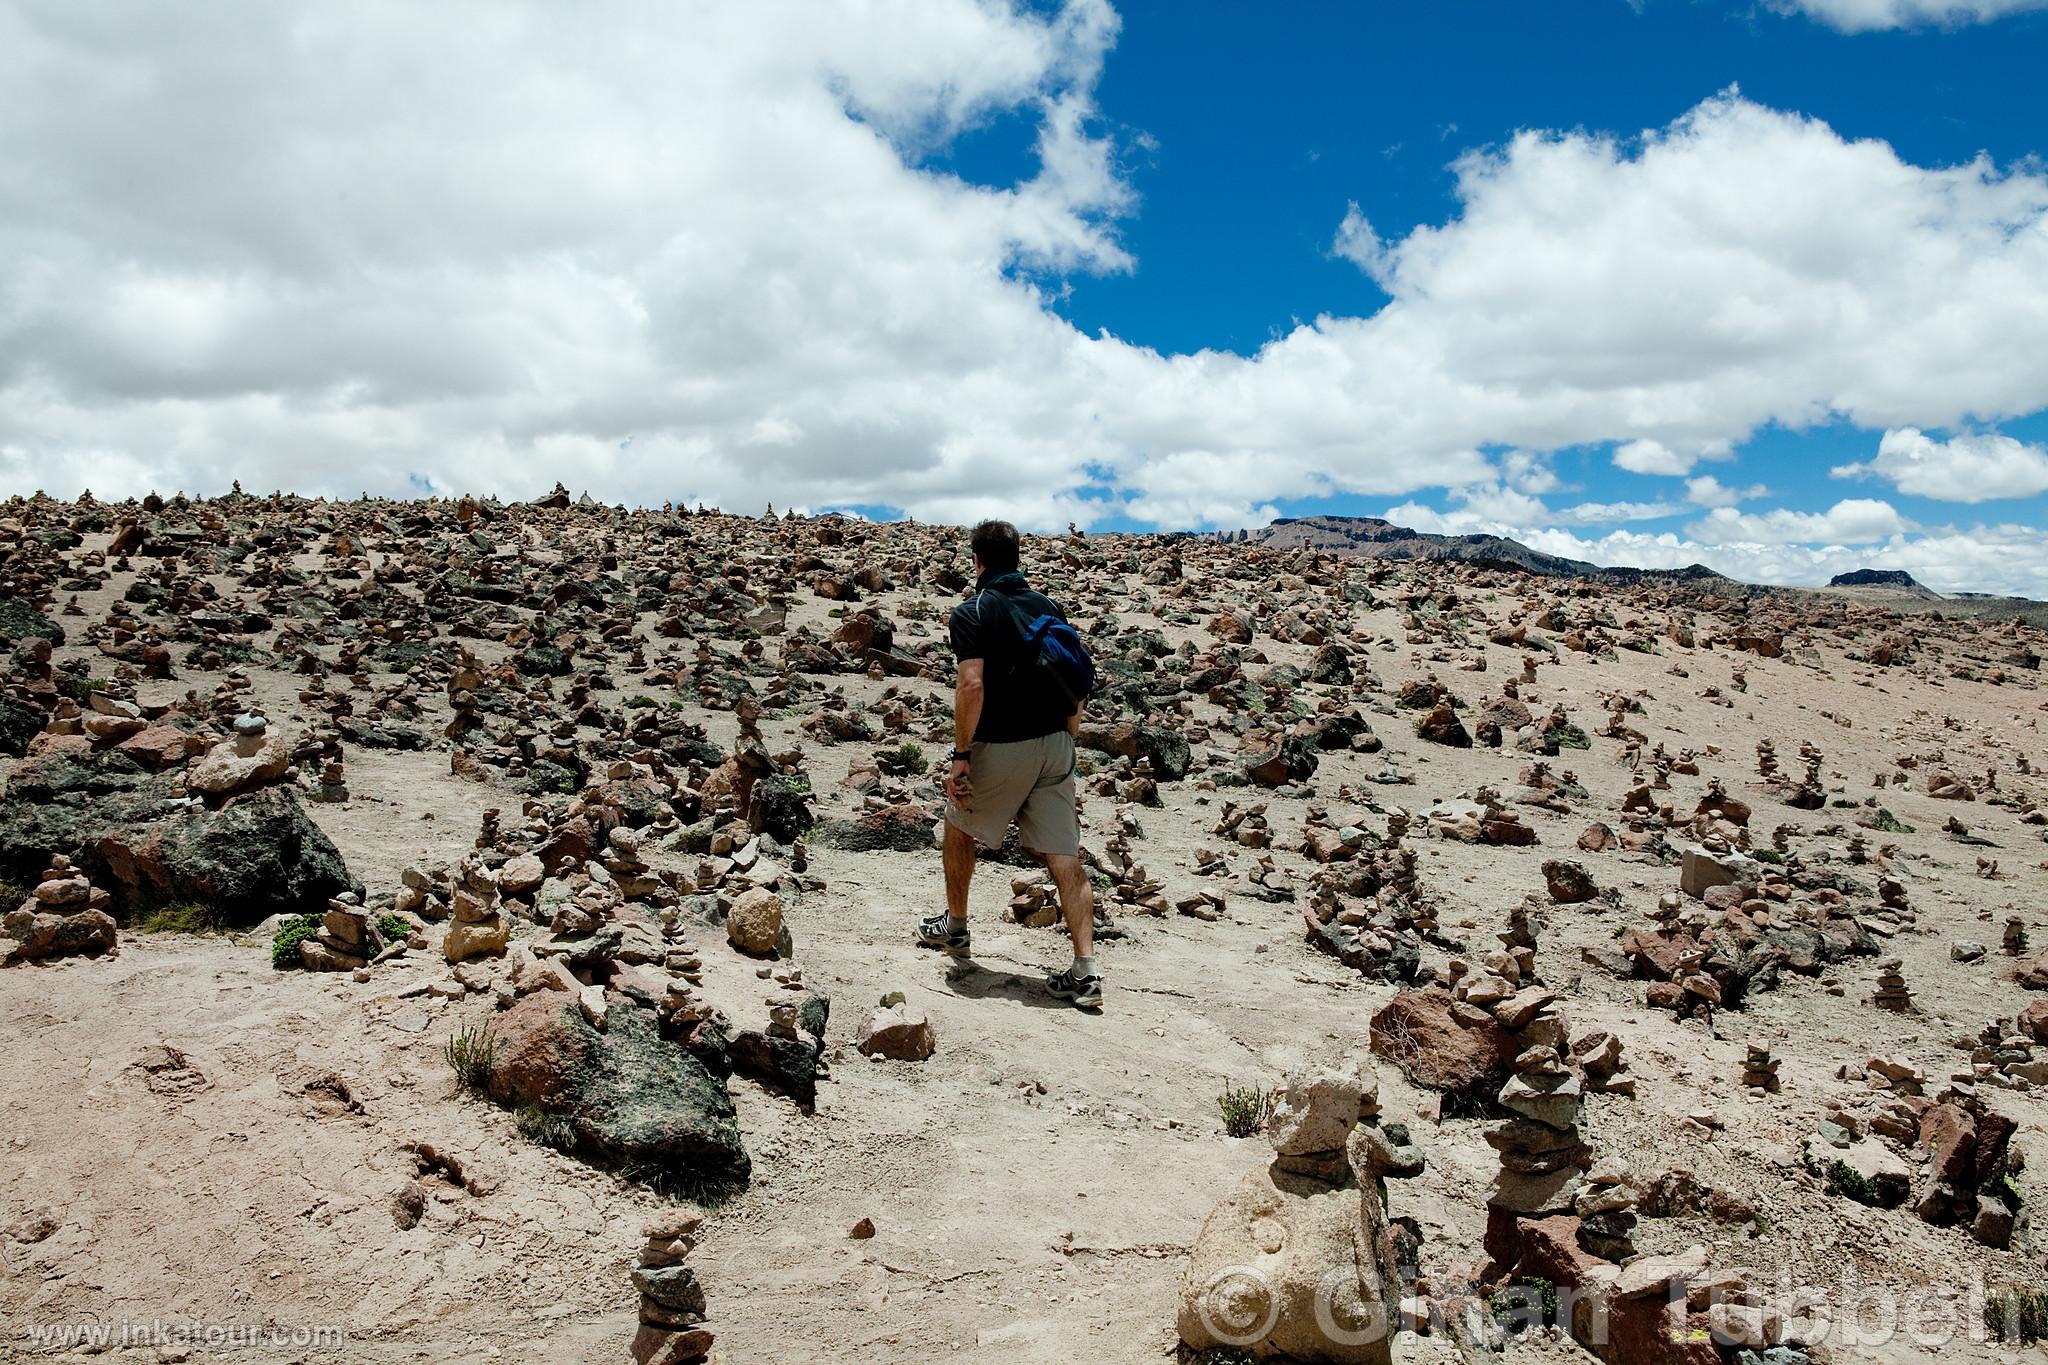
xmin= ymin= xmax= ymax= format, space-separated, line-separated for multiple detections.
xmin=970 ymin=519 xmax=1020 ymax=575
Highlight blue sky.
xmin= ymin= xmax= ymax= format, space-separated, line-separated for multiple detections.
xmin=4 ymin=0 xmax=2048 ymax=592
xmin=926 ymin=0 xmax=2048 ymax=574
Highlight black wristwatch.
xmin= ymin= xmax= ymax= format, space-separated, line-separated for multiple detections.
xmin=949 ymin=748 xmax=972 ymax=761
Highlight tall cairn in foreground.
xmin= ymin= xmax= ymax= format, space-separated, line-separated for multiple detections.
xmin=631 ymin=1209 xmax=714 ymax=1365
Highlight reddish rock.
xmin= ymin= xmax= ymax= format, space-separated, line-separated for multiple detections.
xmin=116 ymin=724 xmax=193 ymax=768
xmin=1511 ymin=1214 xmax=1607 ymax=1288
xmin=855 ymin=1005 xmax=936 ymax=1061
xmin=1917 ymin=1103 xmax=1977 ymax=1188
xmin=1369 ymin=989 xmax=1513 ymax=1095
xmin=2017 ymin=1000 xmax=2048 ymax=1043
xmin=487 ymin=992 xmax=591 ymax=1110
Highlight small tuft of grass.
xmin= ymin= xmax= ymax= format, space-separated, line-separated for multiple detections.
xmin=136 ymin=900 xmax=231 ymax=935
xmin=1217 ymin=1081 xmax=1273 ymax=1139
xmin=618 ymin=1159 xmax=746 ymax=1208
xmin=0 ymin=874 xmax=28 ymax=911
xmin=1985 ymin=1285 xmax=2048 ymax=1343
xmin=376 ymin=912 xmax=414 ymax=943
xmin=444 ymin=1023 xmax=498 ymax=1094
xmin=270 ymin=912 xmax=322 ymax=969
xmin=515 ymin=1104 xmax=579 ymax=1153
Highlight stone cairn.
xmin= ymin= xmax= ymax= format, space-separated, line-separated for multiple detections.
xmin=1485 ymin=1040 xmax=1589 ymax=1245
xmin=1743 ymin=1041 xmax=1782 ymax=1093
xmin=630 ymin=1208 xmax=714 ymax=1365
xmin=2005 ymin=917 xmax=2029 ymax=957
xmin=1871 ymin=957 xmax=1913 ymax=1012
xmin=444 ymin=855 xmax=511 ymax=962
xmin=1178 ymin=1060 xmax=1418 ymax=1363
xmin=299 ymin=891 xmax=379 ymax=972
xmin=3 ymin=855 xmax=119 ymax=965
xmin=1571 ymin=1159 xmax=1638 ymax=1261
xmin=312 ymin=732 xmax=349 ymax=804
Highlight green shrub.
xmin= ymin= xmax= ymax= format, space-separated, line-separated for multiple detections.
xmin=626 ymin=695 xmax=657 ymax=708
xmin=1985 ymin=1285 xmax=2048 ymax=1343
xmin=876 ymin=742 xmax=926 ymax=776
xmin=1489 ymin=1276 xmax=1559 ymax=1331
xmin=270 ymin=913 xmax=322 ymax=969
xmin=1217 ymin=1081 xmax=1272 ymax=1139
xmin=376 ymin=912 xmax=413 ymax=943
xmin=1826 ymin=1159 xmax=1881 ymax=1205
xmin=444 ymin=1023 xmax=497 ymax=1094
xmin=0 ymin=874 xmax=26 ymax=911
xmin=136 ymin=901 xmax=229 ymax=934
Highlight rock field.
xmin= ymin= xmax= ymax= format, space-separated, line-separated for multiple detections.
xmin=4 ymin=486 xmax=2048 ymax=1363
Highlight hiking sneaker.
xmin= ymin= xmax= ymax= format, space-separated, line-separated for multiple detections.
xmin=915 ymin=913 xmax=972 ymax=956
xmin=1046 ymin=965 xmax=1104 ymax=1009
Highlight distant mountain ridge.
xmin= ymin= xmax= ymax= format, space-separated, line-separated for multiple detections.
xmin=1216 ymin=515 xmax=1725 ymax=584
xmin=1209 ymin=516 xmax=2047 ymax=619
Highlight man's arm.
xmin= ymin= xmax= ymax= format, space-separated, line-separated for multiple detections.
xmin=948 ymin=658 xmax=984 ymax=803
xmin=953 ymin=658 xmax=986 ymax=751
xmin=1066 ymin=697 xmax=1082 ymax=739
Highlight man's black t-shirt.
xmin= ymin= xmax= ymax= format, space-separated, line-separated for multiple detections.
xmin=948 ymin=571 xmax=1073 ymax=743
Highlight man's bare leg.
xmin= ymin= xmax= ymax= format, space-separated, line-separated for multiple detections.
xmin=943 ymin=820 xmax=978 ymax=925
xmin=1045 ymin=851 xmax=1095 ymax=961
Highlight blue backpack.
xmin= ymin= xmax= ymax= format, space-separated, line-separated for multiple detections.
xmin=980 ymin=590 xmax=1095 ymax=712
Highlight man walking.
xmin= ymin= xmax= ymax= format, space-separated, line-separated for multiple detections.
xmin=916 ymin=519 xmax=1102 ymax=1009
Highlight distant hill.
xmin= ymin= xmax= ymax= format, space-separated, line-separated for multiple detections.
xmin=1828 ymin=568 xmax=1924 ymax=590
xmin=1216 ymin=516 xmax=2048 ymax=621
xmin=1220 ymin=515 xmax=1728 ymax=585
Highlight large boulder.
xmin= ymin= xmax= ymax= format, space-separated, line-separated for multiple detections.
xmin=0 ymin=698 xmax=42 ymax=758
xmin=747 ymin=775 xmax=815 ymax=845
xmin=488 ymin=995 xmax=750 ymax=1188
xmin=1368 ymin=989 xmax=1513 ymax=1100
xmin=810 ymin=803 xmax=936 ymax=853
xmin=1 ymin=772 xmax=358 ymax=926
xmin=0 ymin=598 xmax=65 ymax=647
xmin=1178 ymin=1164 xmax=1396 ymax=1364
xmin=185 ymin=732 xmax=290 ymax=797
xmin=91 ymin=787 xmax=361 ymax=926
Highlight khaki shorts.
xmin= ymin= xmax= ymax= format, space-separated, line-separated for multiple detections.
xmin=944 ymin=731 xmax=1080 ymax=857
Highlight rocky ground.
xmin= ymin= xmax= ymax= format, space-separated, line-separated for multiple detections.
xmin=3 ymin=488 xmax=2047 ymax=1364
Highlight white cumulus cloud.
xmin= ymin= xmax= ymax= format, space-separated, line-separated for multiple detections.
xmin=1686 ymin=497 xmax=1914 ymax=545
xmin=1832 ymin=426 xmax=2048 ymax=501
xmin=1 ymin=5 xmax=2047 ymax=556
xmin=1771 ymin=0 xmax=2048 ymax=31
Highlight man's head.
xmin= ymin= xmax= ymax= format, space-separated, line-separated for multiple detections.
xmin=969 ymin=519 xmax=1021 ymax=576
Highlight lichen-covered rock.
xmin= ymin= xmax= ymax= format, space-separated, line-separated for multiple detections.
xmin=488 ymin=996 xmax=750 ymax=1187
